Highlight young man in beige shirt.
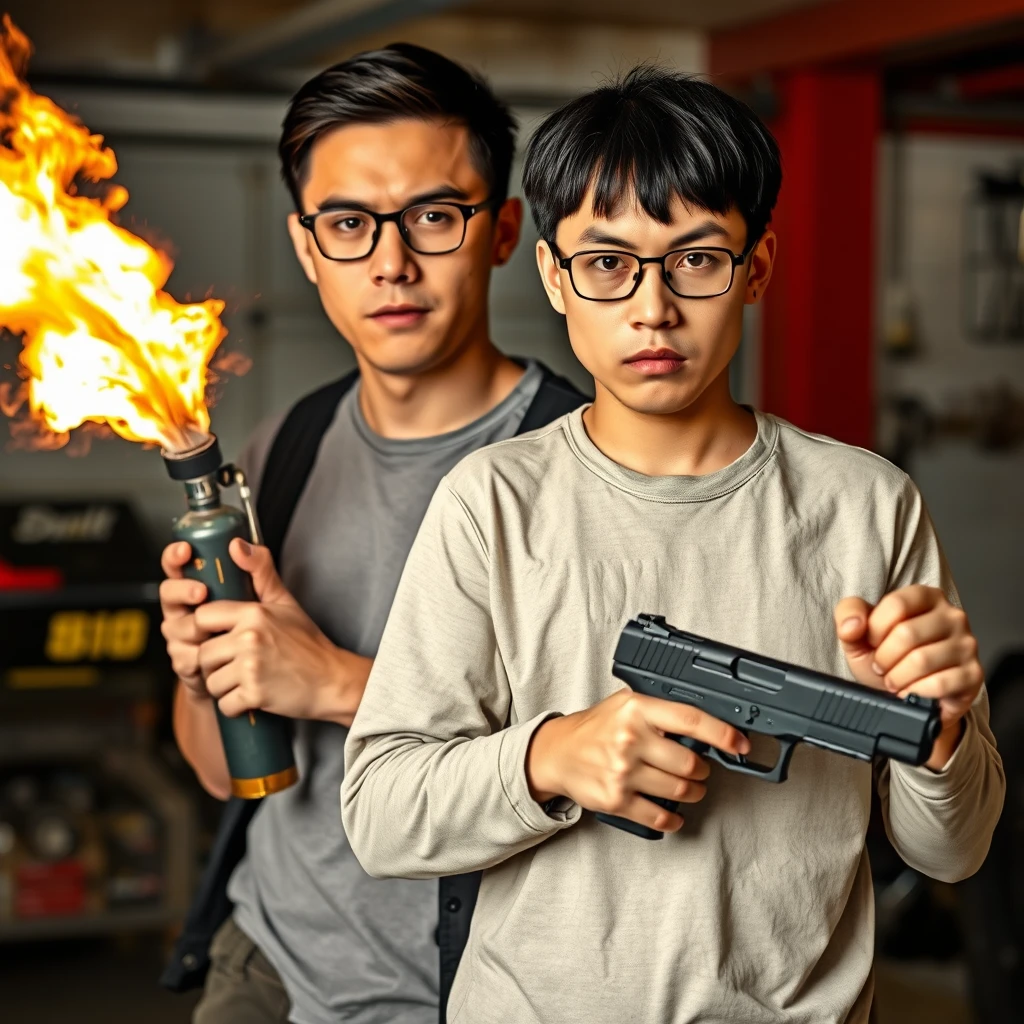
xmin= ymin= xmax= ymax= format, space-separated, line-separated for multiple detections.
xmin=341 ymin=67 xmax=1004 ymax=1023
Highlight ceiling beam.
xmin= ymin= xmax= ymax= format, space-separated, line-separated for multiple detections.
xmin=955 ymin=63 xmax=1024 ymax=100
xmin=709 ymin=0 xmax=1024 ymax=80
xmin=203 ymin=0 xmax=460 ymax=73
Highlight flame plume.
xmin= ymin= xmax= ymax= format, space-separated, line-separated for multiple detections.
xmin=0 ymin=15 xmax=228 ymax=453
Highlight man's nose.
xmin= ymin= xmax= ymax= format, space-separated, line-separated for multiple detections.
xmin=628 ymin=263 xmax=682 ymax=331
xmin=369 ymin=221 xmax=420 ymax=285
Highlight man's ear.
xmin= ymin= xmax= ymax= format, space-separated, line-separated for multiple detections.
xmin=491 ymin=197 xmax=523 ymax=267
xmin=287 ymin=212 xmax=319 ymax=286
xmin=535 ymin=238 xmax=566 ymax=315
xmin=745 ymin=229 xmax=777 ymax=305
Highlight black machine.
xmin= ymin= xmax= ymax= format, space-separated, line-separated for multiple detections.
xmin=0 ymin=499 xmax=165 ymax=696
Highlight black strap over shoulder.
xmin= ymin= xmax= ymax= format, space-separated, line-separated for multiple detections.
xmin=161 ymin=361 xmax=586 ymax=1009
xmin=158 ymin=795 xmax=254 ymax=991
xmin=517 ymin=364 xmax=588 ymax=434
xmin=257 ymin=369 xmax=360 ymax=566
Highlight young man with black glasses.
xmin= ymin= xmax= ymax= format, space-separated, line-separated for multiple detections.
xmin=342 ymin=68 xmax=1004 ymax=1023
xmin=157 ymin=44 xmax=583 ymax=1024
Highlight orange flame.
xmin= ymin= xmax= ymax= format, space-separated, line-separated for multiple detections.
xmin=0 ymin=15 xmax=228 ymax=453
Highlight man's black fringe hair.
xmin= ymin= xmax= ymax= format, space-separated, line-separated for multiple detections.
xmin=523 ymin=66 xmax=782 ymax=250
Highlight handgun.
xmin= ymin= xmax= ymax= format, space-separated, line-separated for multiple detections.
xmin=596 ymin=614 xmax=942 ymax=840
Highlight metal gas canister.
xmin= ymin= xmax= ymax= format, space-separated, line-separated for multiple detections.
xmin=162 ymin=436 xmax=297 ymax=798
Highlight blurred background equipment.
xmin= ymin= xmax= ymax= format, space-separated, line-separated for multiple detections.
xmin=965 ymin=165 xmax=1024 ymax=342
xmin=0 ymin=1 xmax=1022 ymax=1023
xmin=0 ymin=497 xmax=196 ymax=943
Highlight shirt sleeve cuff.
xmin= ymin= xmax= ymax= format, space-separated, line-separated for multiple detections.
xmin=497 ymin=712 xmax=583 ymax=833
xmin=888 ymin=711 xmax=982 ymax=802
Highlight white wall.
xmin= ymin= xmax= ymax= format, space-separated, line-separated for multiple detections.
xmin=876 ymin=133 xmax=1024 ymax=671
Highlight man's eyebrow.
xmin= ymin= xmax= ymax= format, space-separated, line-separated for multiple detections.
xmin=315 ymin=185 xmax=471 ymax=212
xmin=574 ymin=219 xmax=731 ymax=250
xmin=668 ymin=221 xmax=731 ymax=248
xmin=576 ymin=227 xmax=637 ymax=249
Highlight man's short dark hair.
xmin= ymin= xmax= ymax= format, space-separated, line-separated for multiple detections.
xmin=522 ymin=66 xmax=781 ymax=251
xmin=279 ymin=43 xmax=517 ymax=211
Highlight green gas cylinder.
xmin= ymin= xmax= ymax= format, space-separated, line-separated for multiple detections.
xmin=163 ymin=436 xmax=297 ymax=798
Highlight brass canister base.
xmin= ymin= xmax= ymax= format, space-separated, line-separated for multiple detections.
xmin=231 ymin=765 xmax=299 ymax=799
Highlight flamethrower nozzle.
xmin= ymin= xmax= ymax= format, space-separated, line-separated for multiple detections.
xmin=160 ymin=434 xmax=261 ymax=543
xmin=160 ymin=434 xmax=222 ymax=482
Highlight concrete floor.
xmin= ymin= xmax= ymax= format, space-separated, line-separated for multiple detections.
xmin=0 ymin=936 xmax=975 ymax=1024
xmin=875 ymin=960 xmax=975 ymax=1024
xmin=1 ymin=934 xmax=200 ymax=1024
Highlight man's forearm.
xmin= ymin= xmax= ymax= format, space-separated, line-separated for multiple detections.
xmin=882 ymin=706 xmax=1005 ymax=883
xmin=173 ymin=682 xmax=231 ymax=800
xmin=311 ymin=649 xmax=374 ymax=727
xmin=925 ymin=717 xmax=965 ymax=771
xmin=343 ymin=713 xmax=579 ymax=879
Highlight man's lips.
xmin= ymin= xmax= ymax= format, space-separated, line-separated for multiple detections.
xmin=368 ymin=304 xmax=431 ymax=327
xmin=624 ymin=348 xmax=687 ymax=376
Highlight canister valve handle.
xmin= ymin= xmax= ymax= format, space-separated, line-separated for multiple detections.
xmin=217 ymin=463 xmax=263 ymax=546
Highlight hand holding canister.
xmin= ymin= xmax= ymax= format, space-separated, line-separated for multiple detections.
xmin=192 ymin=539 xmax=370 ymax=724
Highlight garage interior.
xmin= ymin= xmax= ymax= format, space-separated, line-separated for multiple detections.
xmin=0 ymin=1 xmax=1022 ymax=1022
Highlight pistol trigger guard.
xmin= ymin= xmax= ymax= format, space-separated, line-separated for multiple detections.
xmin=674 ymin=734 xmax=796 ymax=784
xmin=699 ymin=738 xmax=797 ymax=784
xmin=772 ymin=738 xmax=797 ymax=782
xmin=674 ymin=735 xmax=709 ymax=756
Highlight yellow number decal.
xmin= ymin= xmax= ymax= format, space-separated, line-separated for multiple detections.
xmin=45 ymin=610 xmax=149 ymax=662
xmin=45 ymin=612 xmax=90 ymax=662
xmin=89 ymin=612 xmax=109 ymax=661
xmin=107 ymin=610 xmax=149 ymax=660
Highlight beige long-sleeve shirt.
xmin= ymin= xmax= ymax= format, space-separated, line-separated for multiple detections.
xmin=342 ymin=408 xmax=1004 ymax=1024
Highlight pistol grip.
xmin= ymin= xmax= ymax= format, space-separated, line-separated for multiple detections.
xmin=595 ymin=805 xmax=675 ymax=841
xmin=595 ymin=736 xmax=711 ymax=839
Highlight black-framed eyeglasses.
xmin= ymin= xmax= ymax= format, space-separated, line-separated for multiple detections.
xmin=554 ymin=240 xmax=757 ymax=302
xmin=298 ymin=198 xmax=497 ymax=261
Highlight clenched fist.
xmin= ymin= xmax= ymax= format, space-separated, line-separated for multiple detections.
xmin=835 ymin=585 xmax=983 ymax=770
xmin=159 ymin=540 xmax=212 ymax=698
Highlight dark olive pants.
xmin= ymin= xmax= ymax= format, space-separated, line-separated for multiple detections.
xmin=193 ymin=916 xmax=291 ymax=1024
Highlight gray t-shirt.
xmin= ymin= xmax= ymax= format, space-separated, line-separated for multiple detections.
xmin=227 ymin=361 xmax=544 ymax=1024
